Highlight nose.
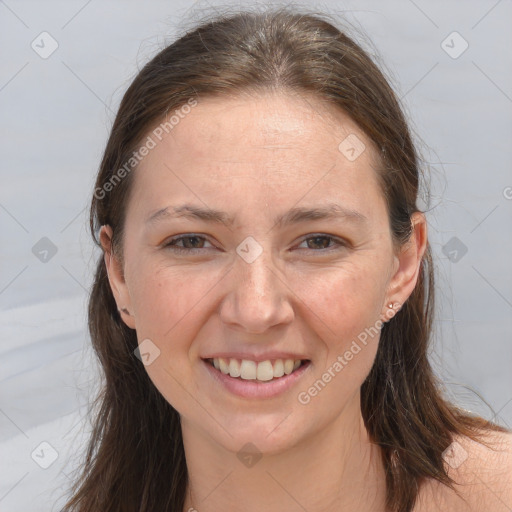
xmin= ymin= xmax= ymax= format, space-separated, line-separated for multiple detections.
xmin=218 ymin=246 xmax=294 ymax=334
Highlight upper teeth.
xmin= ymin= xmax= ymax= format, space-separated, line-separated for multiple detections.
xmin=212 ymin=358 xmax=303 ymax=381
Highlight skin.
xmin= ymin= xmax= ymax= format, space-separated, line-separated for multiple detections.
xmin=101 ymin=89 xmax=430 ymax=511
xmin=416 ymin=430 xmax=512 ymax=511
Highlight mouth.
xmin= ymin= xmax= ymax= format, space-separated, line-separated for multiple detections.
xmin=201 ymin=356 xmax=312 ymax=399
xmin=202 ymin=357 xmax=311 ymax=382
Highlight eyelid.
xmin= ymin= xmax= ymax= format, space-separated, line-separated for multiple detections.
xmin=162 ymin=233 xmax=348 ymax=253
xmin=161 ymin=233 xmax=215 ymax=251
xmin=295 ymin=234 xmax=347 ymax=251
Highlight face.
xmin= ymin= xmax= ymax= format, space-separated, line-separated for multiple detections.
xmin=102 ymin=90 xmax=425 ymax=455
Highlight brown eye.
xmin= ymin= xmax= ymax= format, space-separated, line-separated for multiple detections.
xmin=297 ymin=235 xmax=346 ymax=252
xmin=306 ymin=236 xmax=332 ymax=249
xmin=163 ymin=234 xmax=213 ymax=253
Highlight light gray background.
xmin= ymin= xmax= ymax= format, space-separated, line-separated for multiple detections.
xmin=1 ymin=0 xmax=511 ymax=510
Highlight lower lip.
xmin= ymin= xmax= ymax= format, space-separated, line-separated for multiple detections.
xmin=202 ymin=359 xmax=312 ymax=399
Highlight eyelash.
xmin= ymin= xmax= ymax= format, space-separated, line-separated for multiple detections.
xmin=162 ymin=233 xmax=347 ymax=254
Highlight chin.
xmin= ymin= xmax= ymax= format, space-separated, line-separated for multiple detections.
xmin=212 ymin=414 xmax=308 ymax=457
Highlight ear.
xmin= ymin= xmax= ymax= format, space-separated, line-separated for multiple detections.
xmin=99 ymin=225 xmax=136 ymax=329
xmin=384 ymin=212 xmax=428 ymax=313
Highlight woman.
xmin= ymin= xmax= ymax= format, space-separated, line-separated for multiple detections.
xmin=61 ymin=7 xmax=512 ymax=512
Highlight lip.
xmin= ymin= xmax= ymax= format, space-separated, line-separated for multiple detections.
xmin=201 ymin=358 xmax=312 ymax=399
xmin=200 ymin=351 xmax=309 ymax=363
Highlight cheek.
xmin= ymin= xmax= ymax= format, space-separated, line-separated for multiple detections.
xmin=293 ymin=273 xmax=383 ymax=416
xmin=128 ymin=253 xmax=388 ymax=349
xmin=125 ymin=255 xmax=387 ymax=420
xmin=295 ymin=260 xmax=387 ymax=331
xmin=292 ymin=265 xmax=385 ymax=382
xmin=128 ymin=264 xmax=218 ymax=344
xmin=125 ymin=265 xmax=221 ymax=410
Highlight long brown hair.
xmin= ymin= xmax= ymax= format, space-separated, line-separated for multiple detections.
xmin=60 ymin=6 xmax=509 ymax=512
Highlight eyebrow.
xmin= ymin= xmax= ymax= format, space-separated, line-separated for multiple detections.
xmin=145 ymin=203 xmax=368 ymax=228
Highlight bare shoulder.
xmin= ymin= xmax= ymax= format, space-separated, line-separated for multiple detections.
xmin=415 ymin=429 xmax=512 ymax=512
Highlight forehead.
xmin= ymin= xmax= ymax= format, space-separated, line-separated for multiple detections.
xmin=131 ymin=90 xmax=384 ymax=219
xmin=144 ymin=91 xmax=376 ymax=162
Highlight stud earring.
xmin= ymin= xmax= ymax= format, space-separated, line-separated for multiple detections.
xmin=382 ymin=302 xmax=397 ymax=324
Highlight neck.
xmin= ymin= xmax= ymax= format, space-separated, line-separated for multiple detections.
xmin=181 ymin=392 xmax=387 ymax=512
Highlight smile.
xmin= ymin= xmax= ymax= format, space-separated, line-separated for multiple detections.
xmin=206 ymin=357 xmax=309 ymax=382
xmin=202 ymin=357 xmax=312 ymax=399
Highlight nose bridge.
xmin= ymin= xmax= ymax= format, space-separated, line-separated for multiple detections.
xmin=239 ymin=245 xmax=276 ymax=297
xmin=220 ymin=237 xmax=293 ymax=332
